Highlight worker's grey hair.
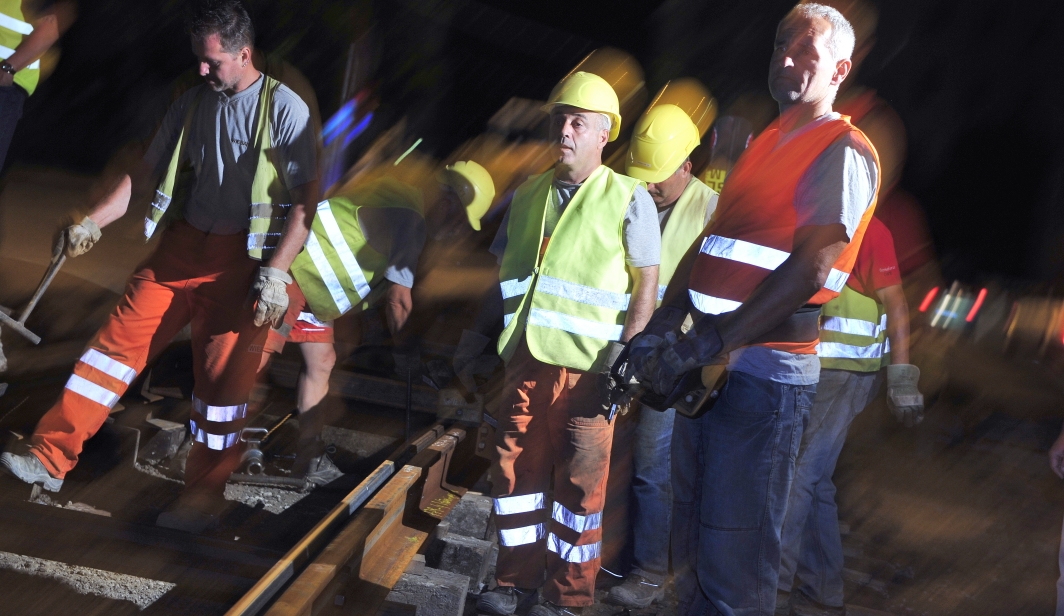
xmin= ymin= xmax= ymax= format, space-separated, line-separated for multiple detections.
xmin=599 ymin=113 xmax=612 ymax=133
xmin=188 ymin=0 xmax=255 ymax=55
xmin=781 ymin=3 xmax=855 ymax=62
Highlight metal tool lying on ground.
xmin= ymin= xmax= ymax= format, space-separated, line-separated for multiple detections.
xmin=0 ymin=253 xmax=67 ymax=346
xmin=238 ymin=411 xmax=295 ymax=475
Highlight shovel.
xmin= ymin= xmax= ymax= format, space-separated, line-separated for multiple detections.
xmin=0 ymin=253 xmax=66 ymax=345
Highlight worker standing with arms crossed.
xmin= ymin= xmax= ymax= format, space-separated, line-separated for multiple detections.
xmin=476 ymin=70 xmax=660 ymax=616
xmin=0 ymin=0 xmax=318 ymax=533
xmin=604 ymin=98 xmax=718 ymax=607
xmin=626 ymin=4 xmax=881 ymax=614
xmin=776 ymin=214 xmax=922 ymax=615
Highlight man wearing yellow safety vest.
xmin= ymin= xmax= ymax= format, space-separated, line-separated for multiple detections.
xmin=477 ymin=71 xmax=660 ymax=616
xmin=260 ymin=175 xmax=427 ymax=481
xmin=603 ymin=102 xmax=718 ymax=608
xmin=627 ymin=5 xmax=884 ymax=614
xmin=776 ymin=215 xmax=922 ymax=615
xmin=0 ymin=0 xmax=319 ymax=533
xmin=0 ymin=0 xmax=69 ymax=173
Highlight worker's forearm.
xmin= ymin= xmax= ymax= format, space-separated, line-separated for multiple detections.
xmin=267 ymin=182 xmax=319 ymax=272
xmin=86 ymin=174 xmax=132 ymax=228
xmin=621 ymin=265 xmax=658 ymax=343
xmin=8 ymin=14 xmax=58 ymax=72
xmin=384 ymin=282 xmax=413 ymax=336
xmin=715 ymin=257 xmax=823 ymax=353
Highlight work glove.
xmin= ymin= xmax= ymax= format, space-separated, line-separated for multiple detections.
xmin=250 ymin=267 xmax=292 ymax=328
xmin=646 ymin=320 xmax=724 ymax=396
xmin=53 ymin=216 xmax=101 ymax=259
xmin=886 ymin=364 xmax=925 ymax=427
xmin=453 ymin=329 xmax=491 ymax=393
xmin=626 ymin=306 xmax=688 ymax=382
xmin=597 ymin=340 xmax=629 ymax=415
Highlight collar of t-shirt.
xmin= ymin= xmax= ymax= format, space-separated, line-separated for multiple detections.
xmin=774 ymin=111 xmax=841 ymax=150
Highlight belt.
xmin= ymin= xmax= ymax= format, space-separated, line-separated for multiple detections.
xmin=749 ymin=304 xmax=821 ymax=344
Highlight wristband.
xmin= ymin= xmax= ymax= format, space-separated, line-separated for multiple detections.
xmin=1 ymin=62 xmax=16 ymax=76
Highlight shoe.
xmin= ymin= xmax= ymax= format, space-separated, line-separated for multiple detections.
xmin=606 ymin=574 xmax=665 ymax=608
xmin=0 ymin=452 xmax=63 ymax=492
xmin=528 ymin=601 xmax=581 ymax=616
xmin=156 ymin=506 xmax=218 ymax=533
xmin=791 ymin=590 xmax=845 ymax=616
xmin=475 ymin=586 xmax=536 ymax=616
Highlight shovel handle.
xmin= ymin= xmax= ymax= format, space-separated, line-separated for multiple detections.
xmin=0 ymin=310 xmax=40 ymax=344
xmin=19 ymin=254 xmax=66 ymax=325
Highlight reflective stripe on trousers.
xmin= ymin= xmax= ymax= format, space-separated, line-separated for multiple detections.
xmin=63 ymin=349 xmax=138 ymax=409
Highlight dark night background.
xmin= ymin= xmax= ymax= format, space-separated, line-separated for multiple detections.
xmin=7 ymin=0 xmax=1064 ymax=285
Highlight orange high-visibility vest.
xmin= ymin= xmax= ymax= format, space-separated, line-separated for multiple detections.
xmin=687 ymin=115 xmax=880 ymax=354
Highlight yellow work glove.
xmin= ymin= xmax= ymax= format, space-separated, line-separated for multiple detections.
xmin=887 ymin=364 xmax=925 ymax=427
xmin=53 ymin=216 xmax=101 ymax=259
xmin=250 ymin=267 xmax=291 ymax=328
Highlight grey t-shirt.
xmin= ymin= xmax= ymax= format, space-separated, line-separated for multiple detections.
xmin=489 ymin=174 xmax=661 ymax=268
xmin=657 ymin=189 xmax=718 ymax=231
xmin=145 ymin=74 xmax=318 ymax=235
xmin=357 ymin=207 xmax=426 ymax=288
xmin=727 ymin=113 xmax=879 ymax=385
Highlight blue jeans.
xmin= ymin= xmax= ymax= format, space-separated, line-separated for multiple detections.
xmin=628 ymin=404 xmax=675 ymax=584
xmin=778 ymin=369 xmax=881 ymax=607
xmin=672 ymin=370 xmax=815 ymax=616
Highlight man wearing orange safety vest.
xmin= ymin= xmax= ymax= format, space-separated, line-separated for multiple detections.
xmin=476 ymin=71 xmax=660 ymax=616
xmin=0 ymin=0 xmax=318 ymax=533
xmin=627 ymin=4 xmax=881 ymax=614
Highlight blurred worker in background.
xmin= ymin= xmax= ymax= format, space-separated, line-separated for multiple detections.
xmin=603 ymin=92 xmax=718 ymax=608
xmin=0 ymin=0 xmax=319 ymax=533
xmin=698 ymin=114 xmax=753 ymax=194
xmin=627 ymin=4 xmax=880 ymax=614
xmin=260 ymin=174 xmax=429 ymax=483
xmin=476 ymin=70 xmax=660 ymax=616
xmin=776 ymin=215 xmax=922 ymax=616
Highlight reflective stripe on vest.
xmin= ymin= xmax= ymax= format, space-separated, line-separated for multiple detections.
xmin=145 ymin=76 xmax=291 ymax=261
xmin=290 ymin=179 xmax=424 ymax=322
xmin=496 ymin=166 xmax=641 ymax=371
xmin=0 ymin=1 xmax=39 ymax=95
xmin=818 ymin=284 xmax=889 ymax=371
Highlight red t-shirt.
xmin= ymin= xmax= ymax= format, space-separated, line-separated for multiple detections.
xmin=847 ymin=216 xmax=902 ymax=297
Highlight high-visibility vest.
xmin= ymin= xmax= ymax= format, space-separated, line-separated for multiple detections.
xmin=145 ymin=75 xmax=292 ymax=261
xmin=0 ymin=1 xmax=39 ymax=95
xmin=290 ymin=178 xmax=423 ymax=321
xmin=658 ymin=177 xmax=717 ymax=305
xmin=687 ymin=115 xmax=881 ymax=354
xmin=497 ymin=165 xmax=642 ymax=371
xmin=817 ymin=284 xmax=889 ymax=371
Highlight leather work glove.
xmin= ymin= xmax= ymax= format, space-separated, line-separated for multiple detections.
xmin=627 ymin=306 xmax=688 ymax=381
xmin=453 ymin=329 xmax=492 ymax=393
xmin=648 ymin=323 xmax=724 ymax=396
xmin=250 ymin=267 xmax=292 ymax=328
xmin=597 ymin=340 xmax=628 ymax=415
xmin=53 ymin=216 xmax=102 ymax=259
xmin=887 ymin=364 xmax=925 ymax=427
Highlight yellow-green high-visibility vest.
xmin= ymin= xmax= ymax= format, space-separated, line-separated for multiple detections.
xmin=0 ymin=0 xmax=39 ymax=96
xmin=291 ymin=178 xmax=424 ymax=321
xmin=497 ymin=165 xmax=642 ymax=372
xmin=816 ymin=284 xmax=889 ymax=372
xmin=145 ymin=75 xmax=292 ymax=261
xmin=658 ymin=177 xmax=717 ymax=305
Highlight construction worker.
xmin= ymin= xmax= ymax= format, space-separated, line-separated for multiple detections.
xmin=0 ymin=0 xmax=318 ymax=533
xmin=776 ymin=215 xmax=922 ymax=615
xmin=602 ymin=99 xmax=718 ymax=607
xmin=476 ymin=70 xmax=660 ymax=616
xmin=260 ymin=175 xmax=429 ymax=480
xmin=627 ymin=5 xmax=881 ymax=614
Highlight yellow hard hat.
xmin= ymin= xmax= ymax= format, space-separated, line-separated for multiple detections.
xmin=647 ymin=78 xmax=717 ymax=138
xmin=437 ymin=160 xmax=496 ymax=231
xmin=542 ymin=71 xmax=622 ymax=142
xmin=625 ymin=104 xmax=700 ymax=183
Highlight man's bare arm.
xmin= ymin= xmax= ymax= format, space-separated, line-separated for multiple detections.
xmin=621 ymin=264 xmax=658 ymax=343
xmin=4 ymin=1 xmax=75 ymax=76
xmin=876 ymin=283 xmax=910 ymax=365
xmin=714 ymin=223 xmax=849 ymax=353
xmin=384 ymin=282 xmax=413 ymax=335
xmin=267 ymin=180 xmax=319 ymax=272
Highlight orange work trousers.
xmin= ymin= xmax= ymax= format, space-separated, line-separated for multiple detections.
xmin=490 ymin=337 xmax=614 ymax=607
xmin=30 ymin=220 xmax=268 ymax=499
